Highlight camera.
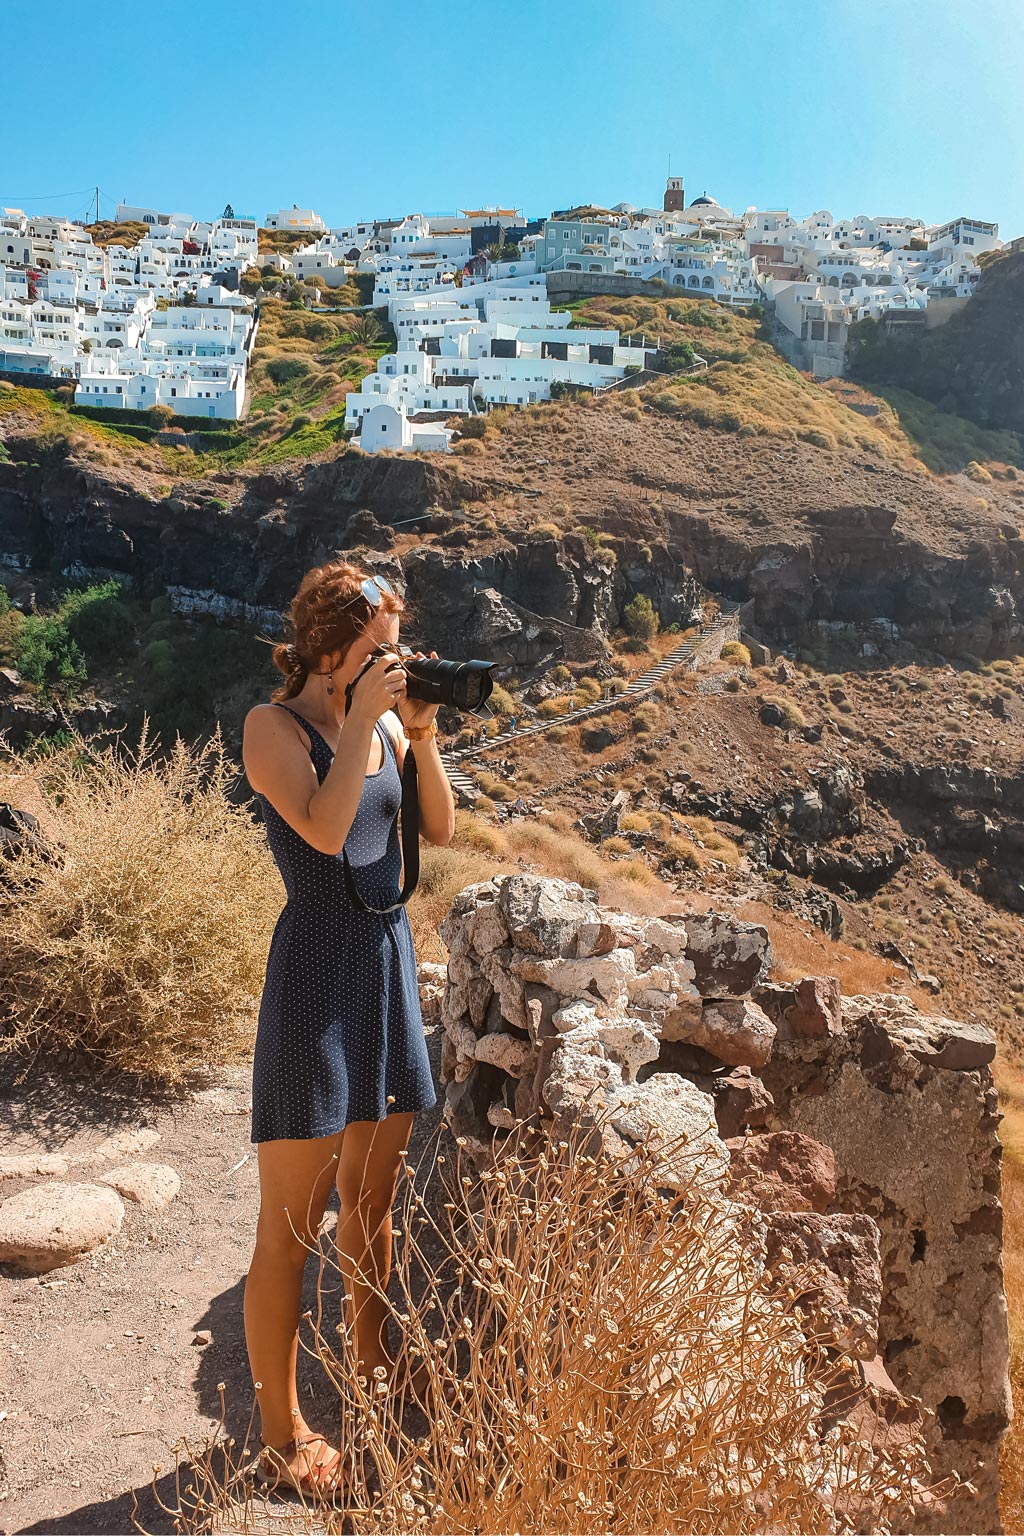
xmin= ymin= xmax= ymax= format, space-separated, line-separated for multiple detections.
xmin=365 ymin=643 xmax=497 ymax=714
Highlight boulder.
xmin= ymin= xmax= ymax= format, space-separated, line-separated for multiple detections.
xmin=494 ymin=873 xmax=598 ymax=956
xmin=684 ymin=998 xmax=777 ymax=1069
xmin=0 ymin=1181 xmax=124 ymax=1273
xmin=755 ymin=976 xmax=842 ymax=1039
xmin=81 ymin=1127 xmax=162 ymax=1165
xmin=844 ymin=995 xmax=996 ymax=1071
xmin=474 ymin=1033 xmax=536 ymax=1078
xmin=600 ymin=790 xmax=629 ymax=835
xmin=0 ymin=1152 xmax=71 ymax=1181
xmin=0 ymin=804 xmax=51 ymax=866
xmin=604 ymin=1073 xmax=730 ymax=1195
xmin=96 ymin=1162 xmax=181 ymax=1212
xmin=682 ymin=912 xmax=773 ymax=996
xmin=581 ymin=724 xmax=615 ymax=753
xmin=692 ymin=1065 xmax=776 ymax=1140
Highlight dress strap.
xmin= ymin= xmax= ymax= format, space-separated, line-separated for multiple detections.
xmin=271 ymin=701 xmax=334 ymax=756
xmin=272 ymin=701 xmax=389 ymax=765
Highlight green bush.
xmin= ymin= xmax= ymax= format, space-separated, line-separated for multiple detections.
xmin=62 ymin=580 xmax=135 ymax=668
xmin=16 ymin=614 xmax=87 ymax=696
xmin=266 ymin=357 xmax=311 ymax=385
xmin=622 ymin=593 xmax=659 ymax=642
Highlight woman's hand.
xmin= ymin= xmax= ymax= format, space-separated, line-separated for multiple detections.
xmin=347 ymin=650 xmax=408 ymax=723
xmin=397 ymin=650 xmax=440 ymax=732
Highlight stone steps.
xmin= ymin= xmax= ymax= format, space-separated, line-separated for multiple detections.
xmin=438 ymin=609 xmax=737 ymax=803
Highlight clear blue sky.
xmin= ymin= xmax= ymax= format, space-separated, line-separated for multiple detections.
xmin=4 ymin=0 xmax=1023 ymax=238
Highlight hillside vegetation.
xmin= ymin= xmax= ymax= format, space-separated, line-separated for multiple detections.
xmin=570 ymin=293 xmax=1024 ymax=474
xmin=0 ymin=285 xmax=391 ymax=476
xmin=571 ymin=295 xmax=914 ymax=456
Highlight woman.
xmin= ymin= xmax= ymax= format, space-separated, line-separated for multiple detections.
xmin=241 ymin=560 xmax=455 ymax=1499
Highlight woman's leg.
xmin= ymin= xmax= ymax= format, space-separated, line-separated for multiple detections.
xmin=244 ymin=1134 xmax=342 ymax=1446
xmin=334 ymin=1112 xmax=415 ymax=1382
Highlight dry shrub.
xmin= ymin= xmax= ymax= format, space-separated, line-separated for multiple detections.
xmin=683 ymin=817 xmax=742 ymax=868
xmin=162 ymin=1109 xmax=957 ymax=1534
xmin=663 ymin=834 xmax=704 ymax=870
xmin=0 ymin=722 xmax=278 ymax=1086
xmin=721 ymin=640 xmax=752 ymax=667
xmin=474 ymin=771 xmax=516 ymax=803
xmin=632 ymin=702 xmax=660 ymax=735
xmin=761 ymin=694 xmax=807 ymax=730
xmin=505 ymin=819 xmax=605 ymax=890
xmin=452 ymin=809 xmax=509 ymax=859
xmin=619 ymin=810 xmax=652 ymax=834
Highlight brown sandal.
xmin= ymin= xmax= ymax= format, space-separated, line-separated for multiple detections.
xmin=254 ymin=1433 xmax=350 ymax=1503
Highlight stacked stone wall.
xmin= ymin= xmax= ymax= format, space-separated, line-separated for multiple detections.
xmin=435 ymin=873 xmax=1011 ymax=1533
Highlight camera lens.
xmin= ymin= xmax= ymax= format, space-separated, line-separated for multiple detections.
xmin=403 ymin=656 xmax=496 ymax=713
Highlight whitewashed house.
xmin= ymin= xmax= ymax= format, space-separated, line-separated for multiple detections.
xmin=265 ymin=207 xmax=325 ymax=232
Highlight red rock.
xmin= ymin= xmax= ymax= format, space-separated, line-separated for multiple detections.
xmin=724 ymin=1130 xmax=836 ymax=1213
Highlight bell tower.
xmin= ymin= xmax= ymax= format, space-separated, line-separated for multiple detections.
xmin=664 ymin=176 xmax=685 ymax=213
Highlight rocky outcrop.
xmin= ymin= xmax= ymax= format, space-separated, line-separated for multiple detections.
xmin=437 ymin=873 xmax=1010 ymax=1533
xmin=662 ymin=763 xmax=920 ymax=897
xmin=5 ymin=410 xmax=1019 ymax=661
xmin=868 ymin=762 xmax=1024 ymax=912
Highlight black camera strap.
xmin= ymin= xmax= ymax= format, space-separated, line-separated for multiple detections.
xmin=341 ymin=660 xmax=420 ymax=914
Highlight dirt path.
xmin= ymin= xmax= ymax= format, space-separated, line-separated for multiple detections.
xmin=0 ymin=1021 xmax=446 ymax=1535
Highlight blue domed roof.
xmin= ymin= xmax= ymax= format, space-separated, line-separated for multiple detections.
xmin=692 ymin=192 xmax=718 ymax=207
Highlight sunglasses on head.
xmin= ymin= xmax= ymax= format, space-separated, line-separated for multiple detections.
xmin=339 ymin=573 xmax=395 ymax=612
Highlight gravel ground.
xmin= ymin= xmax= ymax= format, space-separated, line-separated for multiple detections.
xmin=0 ymin=1019 xmax=447 ymax=1536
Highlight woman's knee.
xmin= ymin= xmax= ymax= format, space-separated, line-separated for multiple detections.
xmin=254 ymin=1207 xmax=322 ymax=1265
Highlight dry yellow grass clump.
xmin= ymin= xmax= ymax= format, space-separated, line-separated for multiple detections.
xmin=0 ymin=721 xmax=279 ymax=1086
xmin=163 ymin=1108 xmax=958 ymax=1534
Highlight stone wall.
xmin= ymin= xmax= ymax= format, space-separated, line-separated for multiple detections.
xmin=435 ymin=873 xmax=1011 ymax=1533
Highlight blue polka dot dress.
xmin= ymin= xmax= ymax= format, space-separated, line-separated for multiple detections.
xmin=250 ymin=702 xmax=438 ymax=1143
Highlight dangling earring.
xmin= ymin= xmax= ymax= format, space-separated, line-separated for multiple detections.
xmin=325 ymin=665 xmax=334 ymax=696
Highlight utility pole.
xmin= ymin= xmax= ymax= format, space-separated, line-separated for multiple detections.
xmin=94 ymin=187 xmax=100 ymax=225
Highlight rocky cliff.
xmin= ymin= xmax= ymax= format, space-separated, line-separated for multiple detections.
xmin=2 ymin=391 xmax=1022 ymax=659
xmin=434 ymin=873 xmax=1011 ymax=1533
xmin=850 ymin=250 xmax=1024 ymax=437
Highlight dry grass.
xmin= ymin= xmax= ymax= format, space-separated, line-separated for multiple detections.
xmin=0 ymin=721 xmax=279 ymax=1087
xmin=160 ymin=1109 xmax=954 ymax=1533
xmin=411 ymin=840 xmax=516 ymax=965
xmin=760 ymin=694 xmax=807 ymax=730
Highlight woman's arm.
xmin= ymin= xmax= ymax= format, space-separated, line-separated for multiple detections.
xmin=382 ymin=710 xmax=455 ymax=847
xmin=243 ymin=704 xmax=379 ymax=856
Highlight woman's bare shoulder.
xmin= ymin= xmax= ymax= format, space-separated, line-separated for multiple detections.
xmin=243 ymin=703 xmax=308 ymax=776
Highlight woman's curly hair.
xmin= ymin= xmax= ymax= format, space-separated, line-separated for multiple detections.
xmin=270 ymin=561 xmax=406 ymax=703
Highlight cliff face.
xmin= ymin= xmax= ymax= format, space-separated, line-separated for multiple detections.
xmin=4 ymin=333 xmax=1024 ymax=661
xmin=437 ymin=874 xmax=1011 ymax=1533
xmin=850 ymin=251 xmax=1024 ymax=437
xmin=1 ymin=431 xmax=1022 ymax=661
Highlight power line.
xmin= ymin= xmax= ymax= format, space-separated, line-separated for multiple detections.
xmin=0 ymin=188 xmax=97 ymax=204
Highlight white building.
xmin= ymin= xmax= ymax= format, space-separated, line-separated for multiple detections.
xmin=345 ymin=274 xmax=656 ymax=450
xmin=265 ymin=206 xmax=325 ymax=232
